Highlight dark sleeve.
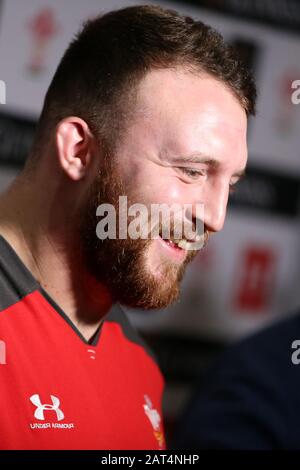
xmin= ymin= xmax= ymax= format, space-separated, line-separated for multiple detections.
xmin=172 ymin=319 xmax=299 ymax=450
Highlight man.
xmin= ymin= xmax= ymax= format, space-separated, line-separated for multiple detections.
xmin=0 ymin=5 xmax=255 ymax=449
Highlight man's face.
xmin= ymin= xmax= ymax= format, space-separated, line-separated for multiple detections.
xmin=80 ymin=69 xmax=248 ymax=309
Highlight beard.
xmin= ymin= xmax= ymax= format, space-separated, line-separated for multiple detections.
xmin=79 ymin=154 xmax=198 ymax=310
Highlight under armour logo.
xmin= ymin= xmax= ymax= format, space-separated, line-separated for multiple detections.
xmin=30 ymin=394 xmax=64 ymax=421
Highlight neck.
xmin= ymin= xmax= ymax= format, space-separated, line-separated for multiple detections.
xmin=0 ymin=169 xmax=112 ymax=342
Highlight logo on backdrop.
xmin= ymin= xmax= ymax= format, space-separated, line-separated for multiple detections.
xmin=234 ymin=246 xmax=276 ymax=312
xmin=26 ymin=8 xmax=60 ymax=75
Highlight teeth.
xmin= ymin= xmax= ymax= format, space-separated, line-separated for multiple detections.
xmin=177 ymin=239 xmax=192 ymax=250
xmin=172 ymin=239 xmax=189 ymax=248
xmin=173 ymin=236 xmax=203 ymax=250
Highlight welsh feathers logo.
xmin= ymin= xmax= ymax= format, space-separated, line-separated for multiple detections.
xmin=143 ymin=395 xmax=165 ymax=449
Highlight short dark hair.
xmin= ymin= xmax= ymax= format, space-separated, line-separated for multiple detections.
xmin=31 ymin=4 xmax=256 ymax=160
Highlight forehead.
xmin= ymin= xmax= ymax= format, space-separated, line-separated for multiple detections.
xmin=134 ymin=68 xmax=248 ymax=166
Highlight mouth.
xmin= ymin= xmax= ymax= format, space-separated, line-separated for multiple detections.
xmin=171 ymin=236 xmax=203 ymax=251
xmin=159 ymin=232 xmax=203 ymax=250
xmin=157 ymin=232 xmax=203 ymax=262
xmin=157 ymin=235 xmax=187 ymax=262
xmin=160 ymin=237 xmax=185 ymax=251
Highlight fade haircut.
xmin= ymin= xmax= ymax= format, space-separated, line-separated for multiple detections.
xmin=28 ymin=4 xmax=256 ymax=164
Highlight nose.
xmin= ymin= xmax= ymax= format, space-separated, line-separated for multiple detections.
xmin=193 ymin=180 xmax=229 ymax=234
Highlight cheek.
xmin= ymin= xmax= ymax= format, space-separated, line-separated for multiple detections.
xmin=142 ymin=178 xmax=185 ymax=206
xmin=127 ymin=165 xmax=186 ymax=205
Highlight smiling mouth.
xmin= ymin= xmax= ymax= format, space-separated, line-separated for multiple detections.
xmin=159 ymin=234 xmax=203 ymax=251
xmin=160 ymin=237 xmax=184 ymax=251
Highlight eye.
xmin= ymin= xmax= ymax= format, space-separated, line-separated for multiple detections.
xmin=179 ymin=167 xmax=205 ymax=180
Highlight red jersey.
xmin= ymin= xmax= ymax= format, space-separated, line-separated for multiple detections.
xmin=0 ymin=235 xmax=165 ymax=450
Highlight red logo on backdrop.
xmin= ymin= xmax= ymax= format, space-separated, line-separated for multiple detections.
xmin=27 ymin=8 xmax=60 ymax=75
xmin=235 ymin=247 xmax=276 ymax=312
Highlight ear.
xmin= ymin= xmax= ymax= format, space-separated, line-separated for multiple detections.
xmin=55 ymin=117 xmax=95 ymax=181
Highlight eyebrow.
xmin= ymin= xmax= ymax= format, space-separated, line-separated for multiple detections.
xmin=171 ymin=154 xmax=246 ymax=178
